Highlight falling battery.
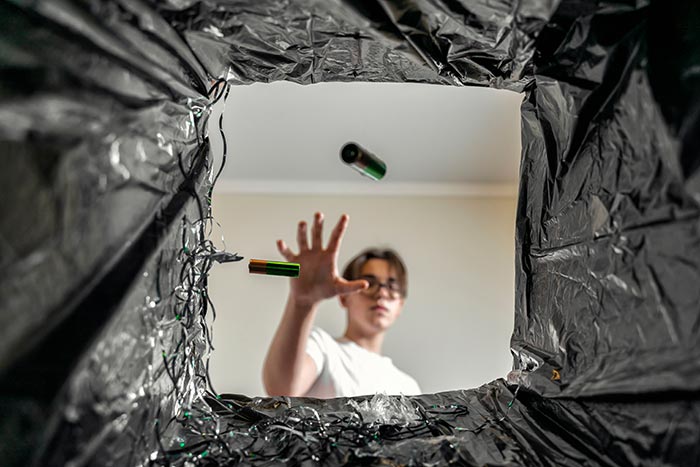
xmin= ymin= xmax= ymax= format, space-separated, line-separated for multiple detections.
xmin=340 ymin=142 xmax=387 ymax=181
xmin=249 ymin=259 xmax=300 ymax=277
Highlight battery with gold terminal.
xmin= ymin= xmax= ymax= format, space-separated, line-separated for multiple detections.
xmin=249 ymin=259 xmax=300 ymax=278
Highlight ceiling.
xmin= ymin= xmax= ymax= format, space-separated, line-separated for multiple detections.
xmin=209 ymin=81 xmax=522 ymax=196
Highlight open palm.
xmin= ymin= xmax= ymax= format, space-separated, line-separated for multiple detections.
xmin=277 ymin=213 xmax=367 ymax=306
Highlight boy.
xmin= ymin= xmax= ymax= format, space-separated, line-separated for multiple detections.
xmin=262 ymin=212 xmax=420 ymax=398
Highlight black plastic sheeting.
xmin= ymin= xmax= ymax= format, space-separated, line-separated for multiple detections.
xmin=511 ymin=1 xmax=700 ymax=398
xmin=160 ymin=0 xmax=552 ymax=91
xmin=1 ymin=0 xmax=699 ymax=466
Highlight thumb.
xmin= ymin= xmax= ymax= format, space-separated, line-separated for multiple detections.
xmin=336 ymin=278 xmax=369 ymax=296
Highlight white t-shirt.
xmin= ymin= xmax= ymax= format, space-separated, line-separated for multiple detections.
xmin=303 ymin=327 xmax=421 ymax=398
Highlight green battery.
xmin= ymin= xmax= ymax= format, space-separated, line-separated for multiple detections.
xmin=340 ymin=142 xmax=387 ymax=181
xmin=249 ymin=259 xmax=300 ymax=277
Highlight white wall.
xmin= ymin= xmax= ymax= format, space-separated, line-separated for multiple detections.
xmin=207 ymin=192 xmax=517 ymax=396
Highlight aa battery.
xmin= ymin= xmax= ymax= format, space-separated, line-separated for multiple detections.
xmin=340 ymin=142 xmax=387 ymax=181
xmin=249 ymin=259 xmax=300 ymax=277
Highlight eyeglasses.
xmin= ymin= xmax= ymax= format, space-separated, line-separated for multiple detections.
xmin=359 ymin=275 xmax=402 ymax=299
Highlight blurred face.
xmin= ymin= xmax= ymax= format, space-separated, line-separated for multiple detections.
xmin=340 ymin=259 xmax=405 ymax=336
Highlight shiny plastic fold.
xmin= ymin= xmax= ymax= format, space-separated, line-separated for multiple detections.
xmin=1 ymin=0 xmax=699 ymax=465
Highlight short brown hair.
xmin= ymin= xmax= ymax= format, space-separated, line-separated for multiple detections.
xmin=342 ymin=248 xmax=408 ymax=297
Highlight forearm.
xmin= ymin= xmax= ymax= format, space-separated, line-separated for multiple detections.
xmin=263 ymin=295 xmax=319 ymax=396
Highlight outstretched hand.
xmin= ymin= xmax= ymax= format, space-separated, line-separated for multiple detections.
xmin=277 ymin=213 xmax=368 ymax=306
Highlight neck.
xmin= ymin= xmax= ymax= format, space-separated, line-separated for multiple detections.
xmin=343 ymin=328 xmax=385 ymax=354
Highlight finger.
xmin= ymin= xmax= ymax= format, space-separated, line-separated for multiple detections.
xmin=326 ymin=214 xmax=348 ymax=253
xmin=311 ymin=212 xmax=324 ymax=250
xmin=336 ymin=278 xmax=369 ymax=295
xmin=277 ymin=239 xmax=294 ymax=261
xmin=297 ymin=220 xmax=310 ymax=252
